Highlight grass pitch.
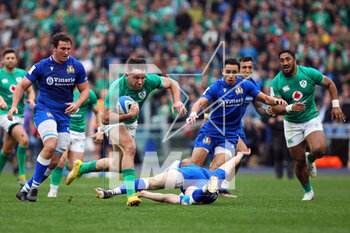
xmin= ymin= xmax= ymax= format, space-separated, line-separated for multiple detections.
xmin=0 ymin=171 xmax=349 ymax=233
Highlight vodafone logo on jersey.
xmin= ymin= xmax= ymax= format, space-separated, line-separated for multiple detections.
xmin=9 ymin=84 xmax=16 ymax=93
xmin=292 ymin=91 xmax=303 ymax=101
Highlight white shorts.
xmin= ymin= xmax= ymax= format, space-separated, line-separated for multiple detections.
xmin=69 ymin=130 xmax=86 ymax=153
xmin=0 ymin=115 xmax=24 ymax=133
xmin=284 ymin=116 xmax=323 ymax=148
xmin=102 ymin=121 xmax=138 ymax=139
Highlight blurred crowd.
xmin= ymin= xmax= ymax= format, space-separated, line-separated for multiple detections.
xmin=0 ymin=0 xmax=349 ymax=172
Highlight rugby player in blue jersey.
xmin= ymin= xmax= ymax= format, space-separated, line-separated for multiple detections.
xmin=94 ymin=149 xmax=251 ymax=205
xmin=182 ymin=58 xmax=287 ymax=178
xmin=9 ymin=32 xmax=90 ymax=202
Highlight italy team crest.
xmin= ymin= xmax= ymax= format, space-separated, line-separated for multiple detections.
xmin=67 ymin=65 xmax=75 ymax=74
xmin=203 ymin=136 xmax=211 ymax=145
xmin=235 ymin=86 xmax=243 ymax=95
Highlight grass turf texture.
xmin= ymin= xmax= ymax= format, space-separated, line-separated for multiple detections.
xmin=0 ymin=172 xmax=349 ymax=233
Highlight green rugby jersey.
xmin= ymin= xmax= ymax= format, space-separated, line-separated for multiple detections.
xmin=70 ymin=89 xmax=98 ymax=132
xmin=271 ymin=65 xmax=324 ymax=123
xmin=104 ymin=74 xmax=163 ymax=124
xmin=0 ymin=68 xmax=27 ymax=116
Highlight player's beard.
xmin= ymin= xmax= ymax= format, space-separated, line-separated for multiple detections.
xmin=282 ymin=64 xmax=296 ymax=77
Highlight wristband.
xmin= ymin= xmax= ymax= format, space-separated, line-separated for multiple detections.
xmin=265 ymin=107 xmax=270 ymax=115
xmin=97 ymin=126 xmax=103 ymax=134
xmin=190 ymin=112 xmax=197 ymax=117
xmin=332 ymin=99 xmax=340 ymax=108
xmin=204 ymin=113 xmax=210 ymax=119
xmin=285 ymin=104 xmax=293 ymax=113
xmin=236 ymin=152 xmax=244 ymax=159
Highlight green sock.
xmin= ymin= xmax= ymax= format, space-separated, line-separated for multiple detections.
xmin=302 ymin=182 xmax=312 ymax=193
xmin=65 ymin=161 xmax=69 ymax=170
xmin=79 ymin=160 xmax=97 ymax=174
xmin=307 ymin=153 xmax=316 ymax=163
xmin=51 ymin=166 xmax=63 ymax=186
xmin=0 ymin=150 xmax=9 ymax=174
xmin=122 ymin=168 xmax=136 ymax=197
xmin=17 ymin=145 xmax=27 ymax=176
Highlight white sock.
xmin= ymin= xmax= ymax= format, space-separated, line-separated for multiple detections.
xmin=50 ymin=184 xmax=59 ymax=192
xmin=44 ymin=168 xmax=53 ymax=177
xmin=221 ymin=179 xmax=230 ymax=189
xmin=141 ymin=178 xmax=150 ymax=189
xmin=112 ymin=187 xmax=121 ymax=195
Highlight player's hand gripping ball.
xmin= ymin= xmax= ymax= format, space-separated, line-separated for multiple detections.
xmin=116 ymin=96 xmax=134 ymax=114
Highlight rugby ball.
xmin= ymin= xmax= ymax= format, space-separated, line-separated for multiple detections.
xmin=116 ymin=96 xmax=134 ymax=114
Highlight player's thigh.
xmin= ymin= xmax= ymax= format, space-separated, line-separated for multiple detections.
xmin=109 ymin=125 xmax=135 ymax=152
xmin=1 ymin=131 xmax=17 ymax=154
xmin=190 ymin=147 xmax=209 ymax=167
xmin=288 ymin=141 xmax=306 ymax=161
xmin=149 ymin=170 xmax=183 ymax=189
xmin=10 ymin=124 xmax=29 ymax=146
xmin=57 ymin=149 xmax=68 ymax=168
xmin=236 ymin=137 xmax=248 ymax=152
xmin=210 ymin=153 xmax=231 ymax=171
xmin=68 ymin=151 xmax=84 ymax=168
xmin=305 ymin=130 xmax=326 ymax=156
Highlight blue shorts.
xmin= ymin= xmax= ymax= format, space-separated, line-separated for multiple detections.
xmin=179 ymin=165 xmax=226 ymax=191
xmin=237 ymin=127 xmax=247 ymax=143
xmin=193 ymin=133 xmax=238 ymax=155
xmin=33 ymin=105 xmax=70 ymax=133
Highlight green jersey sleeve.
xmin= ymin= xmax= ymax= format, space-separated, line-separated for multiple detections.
xmin=145 ymin=74 xmax=163 ymax=90
xmin=304 ymin=67 xmax=324 ymax=85
xmin=88 ymin=90 xmax=98 ymax=108
xmin=104 ymin=79 xmax=120 ymax=110
xmin=270 ymin=76 xmax=281 ymax=97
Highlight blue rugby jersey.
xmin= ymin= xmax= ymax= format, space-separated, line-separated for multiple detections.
xmin=26 ymin=56 xmax=87 ymax=111
xmin=200 ymin=77 xmax=260 ymax=137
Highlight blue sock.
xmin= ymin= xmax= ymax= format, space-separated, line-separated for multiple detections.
xmin=31 ymin=155 xmax=50 ymax=188
xmin=119 ymin=178 xmax=147 ymax=194
xmin=41 ymin=168 xmax=53 ymax=183
xmin=192 ymin=189 xmax=205 ymax=202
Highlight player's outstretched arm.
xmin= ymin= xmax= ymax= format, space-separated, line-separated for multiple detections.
xmin=186 ymin=97 xmax=209 ymax=124
xmin=161 ymin=77 xmax=187 ymax=116
xmin=138 ymin=190 xmax=181 ymax=204
xmin=321 ymin=76 xmax=346 ymax=122
xmin=255 ymin=92 xmax=287 ymax=106
xmin=268 ymin=97 xmax=306 ymax=116
xmin=8 ymin=76 xmax=32 ymax=120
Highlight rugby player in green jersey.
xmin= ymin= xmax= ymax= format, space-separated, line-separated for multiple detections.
xmin=0 ymin=48 xmax=35 ymax=186
xmin=66 ymin=58 xmax=187 ymax=206
xmin=47 ymin=88 xmax=103 ymax=197
xmin=270 ymin=50 xmax=346 ymax=200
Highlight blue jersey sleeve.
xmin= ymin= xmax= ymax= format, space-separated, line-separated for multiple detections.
xmin=75 ymin=61 xmax=88 ymax=84
xmin=245 ymin=81 xmax=260 ymax=99
xmin=25 ymin=61 xmax=43 ymax=83
xmin=201 ymin=82 xmax=218 ymax=101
